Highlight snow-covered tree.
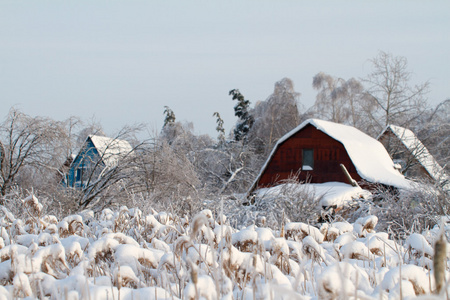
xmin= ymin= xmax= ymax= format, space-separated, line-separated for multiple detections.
xmin=213 ymin=112 xmax=226 ymax=145
xmin=194 ymin=140 xmax=262 ymax=195
xmin=363 ymin=51 xmax=429 ymax=134
xmin=309 ymin=73 xmax=380 ymax=135
xmin=0 ymin=108 xmax=66 ymax=200
xmin=131 ymin=136 xmax=202 ymax=215
xmin=163 ymin=106 xmax=176 ymax=128
xmin=249 ymin=78 xmax=302 ymax=154
xmin=229 ymin=89 xmax=254 ymax=143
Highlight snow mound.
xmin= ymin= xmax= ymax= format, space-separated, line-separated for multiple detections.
xmin=257 ymin=181 xmax=371 ymax=208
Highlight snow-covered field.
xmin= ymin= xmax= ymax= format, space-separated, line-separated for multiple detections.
xmin=0 ymin=195 xmax=449 ymax=299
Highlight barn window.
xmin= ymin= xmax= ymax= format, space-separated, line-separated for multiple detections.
xmin=302 ymin=149 xmax=314 ymax=170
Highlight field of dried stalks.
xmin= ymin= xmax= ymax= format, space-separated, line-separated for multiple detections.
xmin=0 ymin=195 xmax=448 ymax=299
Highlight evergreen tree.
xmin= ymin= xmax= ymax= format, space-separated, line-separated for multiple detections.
xmin=229 ymin=89 xmax=254 ymax=142
xmin=163 ymin=106 xmax=176 ymax=127
xmin=213 ymin=112 xmax=226 ymax=145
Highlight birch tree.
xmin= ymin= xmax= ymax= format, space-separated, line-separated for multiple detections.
xmin=249 ymin=78 xmax=302 ymax=154
xmin=311 ymin=72 xmax=348 ymax=123
xmin=310 ymin=72 xmax=378 ymax=134
xmin=363 ymin=51 xmax=429 ymax=133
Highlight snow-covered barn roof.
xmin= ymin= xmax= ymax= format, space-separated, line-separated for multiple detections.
xmin=378 ymin=124 xmax=447 ymax=184
xmin=250 ymin=119 xmax=412 ymax=193
xmin=89 ymin=135 xmax=133 ymax=167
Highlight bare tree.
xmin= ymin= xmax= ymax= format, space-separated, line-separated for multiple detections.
xmin=0 ymin=109 xmax=66 ymax=200
xmin=311 ymin=72 xmax=348 ymax=123
xmin=363 ymin=51 xmax=430 ymax=133
xmin=249 ymin=78 xmax=302 ymax=154
xmin=128 ymin=123 xmax=209 ymax=216
xmin=135 ymin=141 xmax=201 ymax=207
xmin=195 ymin=141 xmax=262 ymax=195
xmin=310 ymin=73 xmax=377 ymax=134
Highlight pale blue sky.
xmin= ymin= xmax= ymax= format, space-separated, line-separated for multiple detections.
xmin=1 ymin=1 xmax=449 ymax=137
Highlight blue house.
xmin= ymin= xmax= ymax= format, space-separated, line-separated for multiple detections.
xmin=64 ymin=135 xmax=133 ymax=188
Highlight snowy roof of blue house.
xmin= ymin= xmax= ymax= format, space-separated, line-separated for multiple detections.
xmin=88 ymin=135 xmax=133 ymax=167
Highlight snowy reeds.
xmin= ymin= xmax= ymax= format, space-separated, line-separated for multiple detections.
xmin=1 ymin=193 xmax=450 ymax=299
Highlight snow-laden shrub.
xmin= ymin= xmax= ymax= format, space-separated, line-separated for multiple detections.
xmin=337 ymin=182 xmax=450 ymax=240
xmin=213 ymin=182 xmax=322 ymax=230
xmin=254 ymin=181 xmax=321 ymax=225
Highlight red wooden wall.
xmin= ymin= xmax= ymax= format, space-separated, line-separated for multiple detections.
xmin=257 ymin=124 xmax=362 ymax=188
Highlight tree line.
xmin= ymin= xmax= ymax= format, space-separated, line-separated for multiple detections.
xmin=0 ymin=51 xmax=448 ymax=216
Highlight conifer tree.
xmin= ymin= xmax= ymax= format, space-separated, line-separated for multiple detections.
xmin=213 ymin=112 xmax=225 ymax=145
xmin=163 ymin=106 xmax=176 ymax=127
xmin=229 ymin=89 xmax=254 ymax=142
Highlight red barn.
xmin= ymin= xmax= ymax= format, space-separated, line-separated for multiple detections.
xmin=248 ymin=119 xmax=411 ymax=194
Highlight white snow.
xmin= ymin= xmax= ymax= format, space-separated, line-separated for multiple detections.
xmin=114 ymin=244 xmax=165 ymax=271
xmin=381 ymin=264 xmax=431 ymax=295
xmin=285 ymin=222 xmax=324 ymax=244
xmin=1 ymin=197 xmax=449 ymax=299
xmin=231 ymin=226 xmax=258 ymax=251
xmin=354 ymin=215 xmax=378 ymax=237
xmin=88 ymin=135 xmax=133 ymax=167
xmin=184 ymin=274 xmax=217 ymax=300
xmin=258 ymin=181 xmax=371 ymax=208
xmin=318 ymin=262 xmax=373 ymax=298
xmin=406 ymin=233 xmax=434 ymax=257
xmin=340 ymin=240 xmax=374 ymax=260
